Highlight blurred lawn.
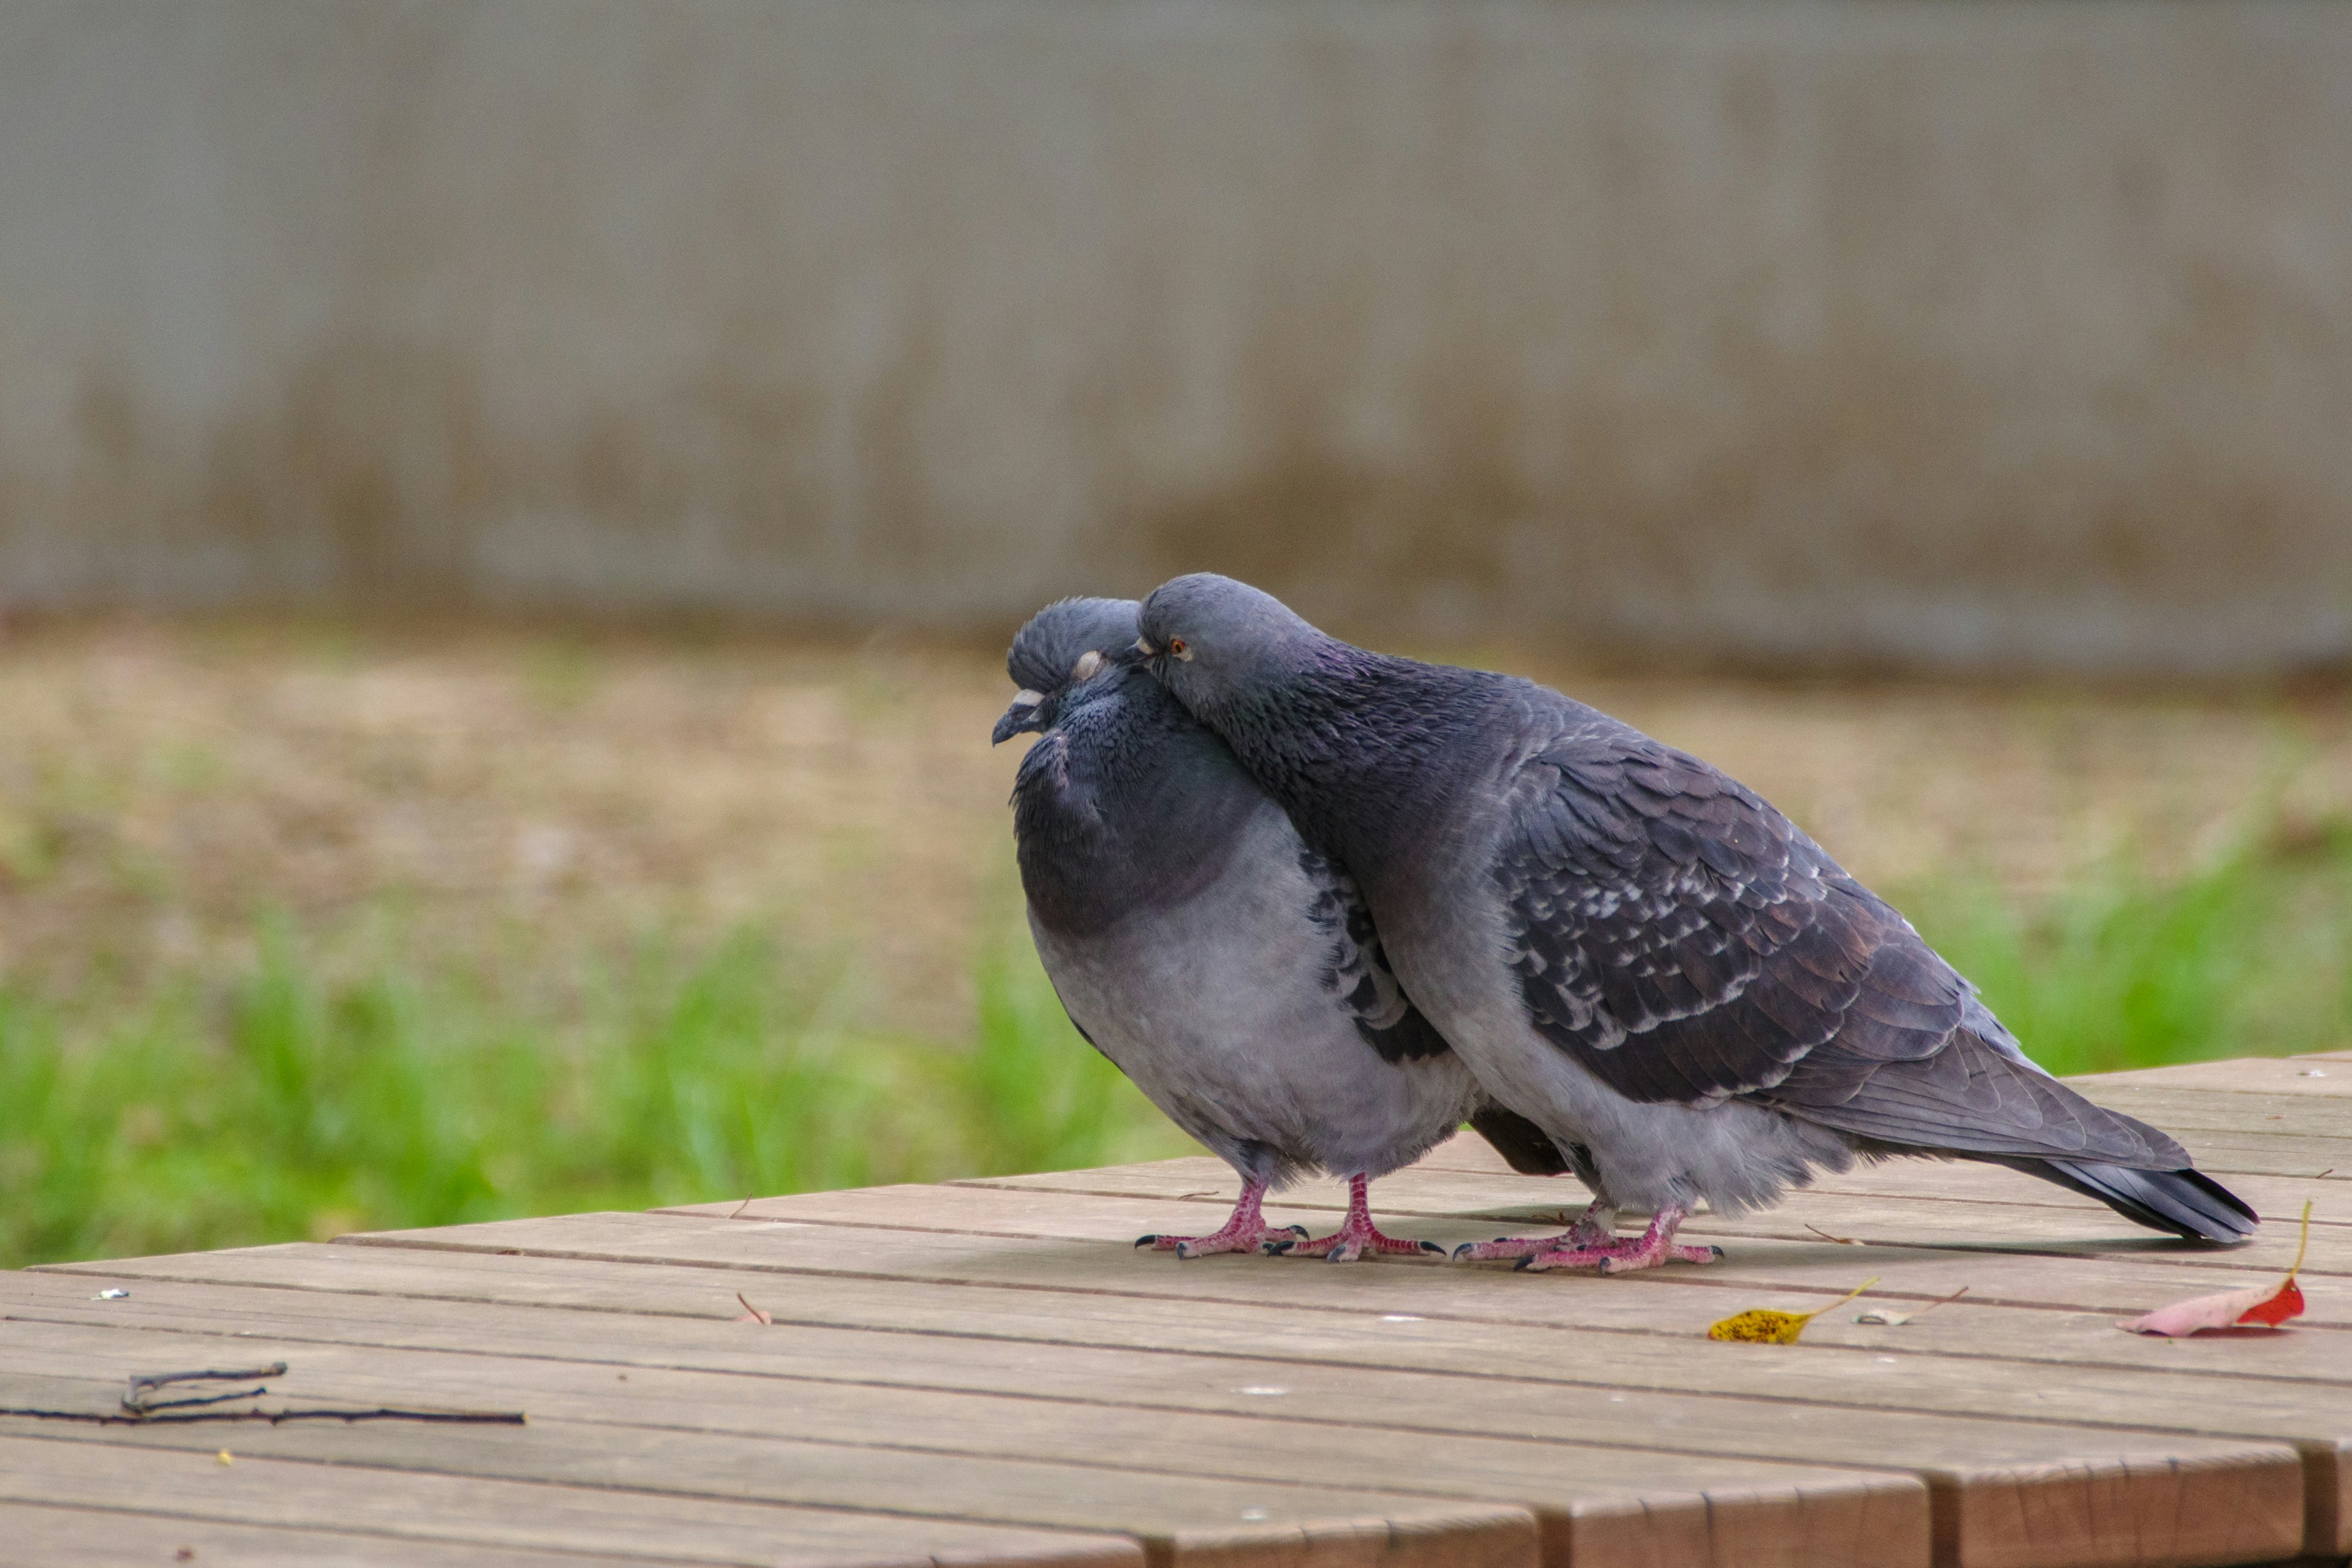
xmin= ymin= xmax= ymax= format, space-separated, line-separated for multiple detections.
xmin=2 ymin=620 xmax=2349 ymax=1268
xmin=0 ymin=908 xmax=1194 ymax=1268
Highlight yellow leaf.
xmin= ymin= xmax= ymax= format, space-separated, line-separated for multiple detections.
xmin=1708 ymin=1277 xmax=1879 ymax=1344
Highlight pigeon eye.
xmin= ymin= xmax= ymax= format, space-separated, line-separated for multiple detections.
xmin=1169 ymin=638 xmax=1192 ymax=661
xmin=1071 ymin=650 xmax=1104 ymax=681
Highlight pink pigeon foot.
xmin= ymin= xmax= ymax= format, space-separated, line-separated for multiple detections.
xmin=1136 ymin=1178 xmax=1306 ymax=1259
xmin=1452 ymin=1200 xmax=1618 ymax=1262
xmin=1272 ymin=1173 xmax=1446 ymax=1262
xmin=1513 ymin=1205 xmax=1725 ymax=1274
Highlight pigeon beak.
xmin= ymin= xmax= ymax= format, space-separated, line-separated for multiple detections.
xmin=992 ymin=690 xmax=1048 ymax=745
xmin=1133 ymin=636 xmax=1156 ymax=657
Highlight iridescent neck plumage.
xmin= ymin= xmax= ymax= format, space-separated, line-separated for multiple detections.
xmin=1207 ymin=639 xmax=1499 ymax=870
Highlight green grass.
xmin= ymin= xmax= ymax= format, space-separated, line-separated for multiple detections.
xmin=6 ymin=823 xmax=2349 ymax=1270
xmin=0 ymin=918 xmax=1190 ymax=1269
xmin=1899 ymin=816 xmax=2352 ymax=1077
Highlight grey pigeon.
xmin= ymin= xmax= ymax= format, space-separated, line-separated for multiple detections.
xmin=1133 ymin=575 xmax=2258 ymax=1272
xmin=993 ymin=597 xmax=1566 ymax=1260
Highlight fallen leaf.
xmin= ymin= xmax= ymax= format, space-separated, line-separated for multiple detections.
xmin=2118 ymin=1200 xmax=2312 ymax=1337
xmin=1709 ymin=1277 xmax=1879 ymax=1344
xmin=1804 ymin=1224 xmax=1863 ymax=1246
xmin=733 ymin=1292 xmax=772 ymax=1326
xmin=1857 ymin=1286 xmax=1970 ymax=1326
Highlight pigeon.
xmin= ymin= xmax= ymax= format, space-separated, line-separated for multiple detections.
xmin=993 ymin=597 xmax=1566 ymax=1261
xmin=1133 ymin=574 xmax=2258 ymax=1272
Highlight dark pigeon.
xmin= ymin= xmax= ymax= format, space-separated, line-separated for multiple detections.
xmin=1134 ymin=574 xmax=2258 ymax=1273
xmin=994 ymin=597 xmax=1561 ymax=1261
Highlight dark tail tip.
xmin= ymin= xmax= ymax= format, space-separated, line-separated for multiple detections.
xmin=2027 ymin=1159 xmax=2260 ymax=1243
xmin=1467 ymin=1106 xmax=1574 ymax=1177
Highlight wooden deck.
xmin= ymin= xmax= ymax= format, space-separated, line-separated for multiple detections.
xmin=6 ymin=1055 xmax=2349 ymax=1568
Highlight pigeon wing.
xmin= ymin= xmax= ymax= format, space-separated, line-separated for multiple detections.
xmin=1492 ymin=728 xmax=2189 ymax=1164
xmin=1493 ymin=727 xmax=1945 ymax=1103
xmin=1303 ymin=846 xmax=1452 ymax=1063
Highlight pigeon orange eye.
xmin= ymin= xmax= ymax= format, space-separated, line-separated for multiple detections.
xmin=1169 ymin=638 xmax=1191 ymax=660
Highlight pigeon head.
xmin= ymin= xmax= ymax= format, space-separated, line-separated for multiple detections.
xmin=1134 ymin=574 xmax=1322 ymax=723
xmin=992 ymin=596 xmax=1142 ymax=744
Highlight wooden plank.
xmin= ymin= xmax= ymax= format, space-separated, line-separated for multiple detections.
xmin=349 ymin=1200 xmax=2342 ymax=1314
xmin=937 ymin=1165 xmax=2352 ymax=1273
xmin=2068 ymin=1057 xmax=2352 ymax=1096
xmin=2065 ymin=1087 xmax=2352 ymax=1139
xmin=0 ymin=1325 xmax=1911 ymax=1568
xmin=22 ymin=1243 xmax=2309 ymax=1568
xmin=1016 ymin=1148 xmax=2344 ymax=1225
xmin=11 ymin=1271 xmax=2339 ymax=1555
xmin=0 ymin=1501 xmax=678 ymax=1568
xmin=1412 ymin=1116 xmax=2352 ymax=1185
xmin=43 ymin=1226 xmax=2352 ymax=1373
xmin=646 ymin=1177 xmax=2351 ymax=1282
xmin=0 ymin=1432 xmax=1142 ymax=1568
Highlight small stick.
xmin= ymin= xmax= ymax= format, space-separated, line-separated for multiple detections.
xmin=1907 ymin=1284 xmax=1971 ymax=1319
xmin=7 ymin=1405 xmax=525 ymax=1427
xmin=126 ymin=1364 xmax=288 ymax=1401
xmin=124 ymin=1387 xmax=271 ymax=1414
xmin=1804 ymin=1224 xmax=1862 ymax=1246
xmin=734 ymin=1292 xmax=772 ymax=1325
xmin=727 ymin=1197 xmax=755 ymax=1219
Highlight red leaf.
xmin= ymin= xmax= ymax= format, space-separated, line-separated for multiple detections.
xmin=2119 ymin=1199 xmax=2310 ymax=1338
xmin=2236 ymin=1277 xmax=2304 ymax=1328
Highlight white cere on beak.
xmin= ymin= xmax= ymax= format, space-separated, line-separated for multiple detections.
xmin=1071 ymin=650 xmax=1104 ymax=682
xmin=1133 ymin=636 xmax=1155 ymax=656
xmin=1010 ymin=688 xmax=1045 ymax=708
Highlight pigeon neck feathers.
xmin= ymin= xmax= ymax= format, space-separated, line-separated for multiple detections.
xmin=1207 ymin=638 xmax=1507 ymax=870
xmin=1011 ymin=667 xmax=1259 ymax=935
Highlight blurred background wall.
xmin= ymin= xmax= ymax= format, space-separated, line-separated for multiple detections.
xmin=2 ymin=0 xmax=2347 ymax=673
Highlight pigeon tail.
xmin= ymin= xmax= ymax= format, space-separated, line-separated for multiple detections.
xmin=1996 ymin=1158 xmax=2260 ymax=1243
xmin=1466 ymin=1105 xmax=1576 ymax=1177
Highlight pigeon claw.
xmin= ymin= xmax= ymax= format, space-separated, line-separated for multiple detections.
xmin=1280 ymin=1221 xmax=1438 ymax=1262
xmin=1481 ymin=1205 xmax=1717 ymax=1276
xmin=1275 ymin=1172 xmax=1440 ymax=1263
xmin=1135 ymin=1178 xmax=1303 ymax=1259
xmin=1152 ymin=1223 xmax=1303 ymax=1260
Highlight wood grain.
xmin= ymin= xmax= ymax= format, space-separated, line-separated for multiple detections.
xmin=0 ymin=1433 xmax=1144 ymax=1568
xmin=0 ymin=1500 xmax=681 ymax=1568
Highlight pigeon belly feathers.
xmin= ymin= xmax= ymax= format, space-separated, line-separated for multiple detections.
xmin=995 ymin=597 xmax=1555 ymax=1261
xmin=1134 ymin=573 xmax=2258 ymax=1274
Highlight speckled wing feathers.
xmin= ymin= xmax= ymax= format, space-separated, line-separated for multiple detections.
xmin=1494 ymin=723 xmax=2188 ymax=1166
xmin=1304 ymin=846 xmax=1452 ymax=1063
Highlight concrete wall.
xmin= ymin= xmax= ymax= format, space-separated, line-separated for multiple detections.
xmin=2 ymin=0 xmax=2347 ymax=672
